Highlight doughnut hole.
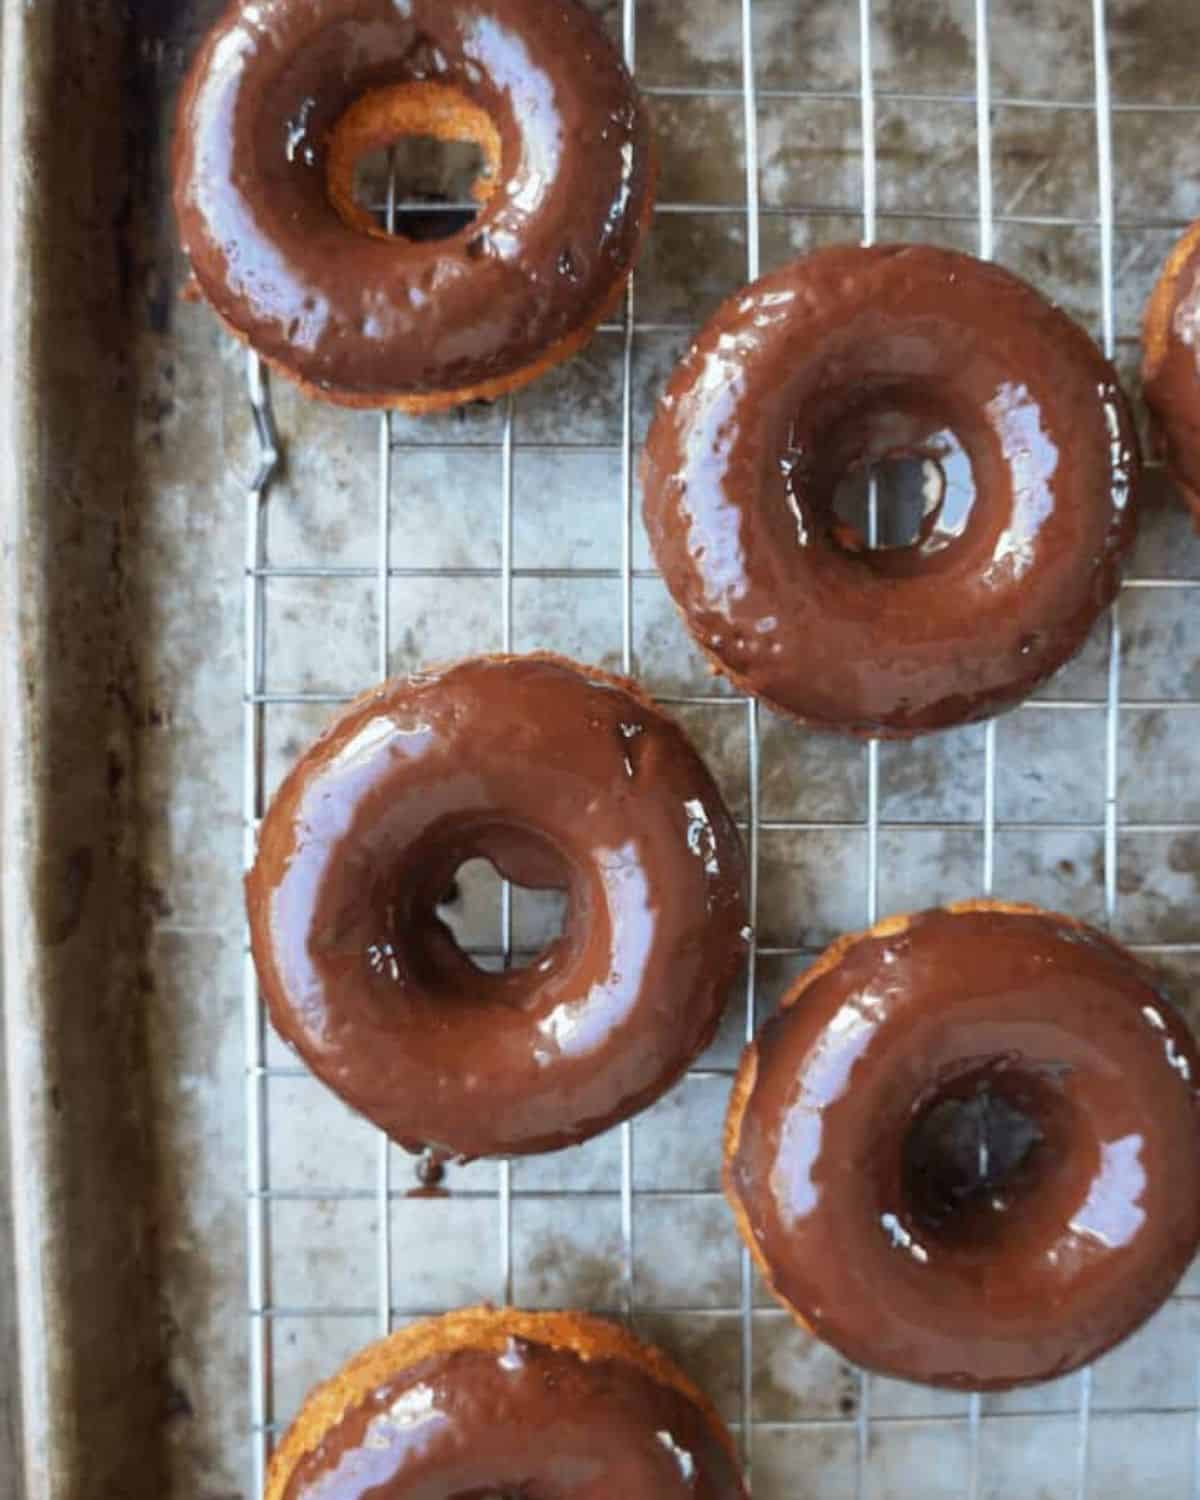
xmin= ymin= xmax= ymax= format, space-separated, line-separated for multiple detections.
xmin=785 ymin=383 xmax=985 ymax=566
xmin=435 ymin=854 xmax=569 ymax=974
xmin=383 ymin=821 xmax=573 ymax=991
xmin=352 ymin=136 xmax=488 ymax=241
xmin=326 ymin=82 xmax=501 ymax=244
xmin=895 ymin=1058 xmax=1089 ymax=1258
xmin=832 ymin=453 xmax=935 ymax=549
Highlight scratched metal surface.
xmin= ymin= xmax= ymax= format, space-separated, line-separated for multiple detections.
xmin=5 ymin=1 xmax=1200 ymax=1498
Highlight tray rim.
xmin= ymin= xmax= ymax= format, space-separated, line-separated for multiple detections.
xmin=1 ymin=3 xmax=168 ymax=1495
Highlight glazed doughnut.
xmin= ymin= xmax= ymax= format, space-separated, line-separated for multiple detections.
xmin=266 ymin=1306 xmax=748 ymax=1499
xmin=1143 ymin=219 xmax=1200 ymax=526
xmin=642 ymin=244 xmax=1140 ymax=736
xmin=172 ymin=0 xmax=655 ymax=410
xmin=246 ymin=654 xmax=748 ymax=1160
xmin=723 ymin=903 xmax=1200 ymax=1389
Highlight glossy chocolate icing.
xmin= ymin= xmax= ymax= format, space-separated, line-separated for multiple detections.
xmin=279 ymin=1336 xmax=745 ymax=1500
xmin=1143 ymin=221 xmax=1200 ymax=526
xmin=172 ymin=0 xmax=653 ymax=402
xmin=725 ymin=905 xmax=1200 ymax=1389
xmin=642 ymin=245 xmax=1140 ymax=736
xmin=246 ymin=654 xmax=748 ymax=1159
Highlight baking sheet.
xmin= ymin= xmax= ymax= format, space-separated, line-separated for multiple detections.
xmin=5 ymin=1 xmax=1200 ymax=1497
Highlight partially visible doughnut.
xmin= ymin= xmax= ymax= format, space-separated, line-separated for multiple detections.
xmin=265 ymin=1306 xmax=748 ymax=1499
xmin=1143 ymin=219 xmax=1200 ymax=526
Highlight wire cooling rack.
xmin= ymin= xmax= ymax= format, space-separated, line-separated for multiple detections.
xmin=239 ymin=1 xmax=1200 ymax=1495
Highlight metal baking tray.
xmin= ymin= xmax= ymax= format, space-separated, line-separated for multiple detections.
xmin=4 ymin=1 xmax=1200 ymax=1496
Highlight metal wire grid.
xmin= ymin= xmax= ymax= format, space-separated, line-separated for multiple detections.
xmin=238 ymin=2 xmax=1200 ymax=1495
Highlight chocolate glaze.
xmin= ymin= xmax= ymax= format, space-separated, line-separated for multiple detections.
xmin=280 ymin=1337 xmax=744 ymax=1500
xmin=642 ymin=245 xmax=1140 ymax=737
xmin=725 ymin=905 xmax=1200 ymax=1389
xmin=246 ymin=655 xmax=748 ymax=1159
xmin=172 ymin=0 xmax=653 ymax=401
xmin=1143 ymin=221 xmax=1200 ymax=526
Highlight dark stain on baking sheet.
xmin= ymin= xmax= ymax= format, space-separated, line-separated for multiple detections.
xmin=38 ymin=846 xmax=95 ymax=947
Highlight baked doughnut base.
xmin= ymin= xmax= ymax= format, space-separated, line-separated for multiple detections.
xmin=1142 ymin=218 xmax=1200 ymax=527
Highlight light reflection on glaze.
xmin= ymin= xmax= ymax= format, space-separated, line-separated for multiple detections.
xmin=246 ymin=656 xmax=747 ymax=1160
xmin=536 ymin=842 xmax=654 ymax=1060
xmin=656 ymin=1429 xmax=698 ymax=1483
xmin=284 ymin=96 xmax=318 ymax=165
xmin=674 ymin=340 xmax=756 ymax=614
xmin=880 ymin=1211 xmax=930 ymax=1264
xmin=1100 ymin=382 xmax=1135 ymax=515
xmin=173 ymin=0 xmax=653 ymax=400
xmin=297 ymin=1385 xmax=447 ymax=1500
xmin=465 ymin=17 xmax=561 ymax=237
xmin=1068 ymin=1135 xmax=1147 ymax=1251
xmin=1142 ymin=1002 xmax=1194 ymax=1080
xmin=642 ymin=245 xmax=1141 ymax=736
xmin=497 ymin=1336 xmax=526 ymax=1372
xmin=727 ymin=906 xmax=1200 ymax=1389
xmin=179 ymin=15 xmax=338 ymax=355
xmin=1170 ymin=263 xmax=1200 ymax=349
xmin=670 ymin=292 xmax=804 ymax=615
xmin=684 ymin=799 xmax=722 ymax=877
xmin=982 ymin=381 xmax=1059 ymax=585
xmin=768 ymin=994 xmax=881 ymax=1222
xmin=327 ymin=713 xmax=432 ymax=775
